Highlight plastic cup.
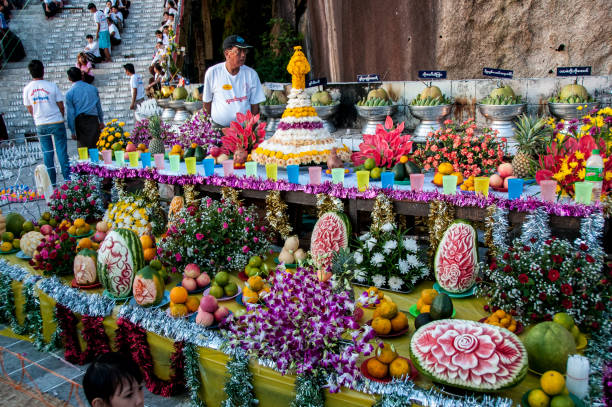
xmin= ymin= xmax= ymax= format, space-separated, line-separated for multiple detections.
xmin=442 ymin=175 xmax=458 ymax=195
xmin=154 ymin=153 xmax=165 ymax=169
xmin=474 ymin=177 xmax=490 ymax=198
xmin=245 ymin=161 xmax=257 ymax=178
xmin=266 ymin=163 xmax=278 ymax=181
xmin=102 ymin=150 xmax=112 ymax=164
xmin=507 ymin=178 xmax=524 ymax=200
xmin=308 ymin=166 xmax=322 ymax=185
xmin=128 ymin=151 xmax=139 ymax=167
xmin=185 ymin=157 xmax=196 ymax=174
xmin=140 ymin=152 xmax=151 ymax=168
xmin=114 ymin=150 xmax=125 ymax=166
xmin=203 ymin=158 xmax=215 ymax=176
xmin=222 ymin=159 xmax=234 ymax=176
xmin=169 ymin=154 xmax=180 ymax=172
xmin=381 ymin=171 xmax=395 ymax=189
xmin=78 ymin=147 xmax=88 ymax=160
xmin=410 ymin=173 xmax=424 ymax=192
xmin=574 ymin=181 xmax=593 ymax=204
xmin=356 ymin=170 xmax=370 ymax=192
xmin=287 ymin=165 xmax=300 ymax=184
xmin=331 ymin=168 xmax=345 ymax=184
xmin=87 ymin=148 xmax=98 ymax=163
xmin=540 ymin=180 xmax=557 ymax=202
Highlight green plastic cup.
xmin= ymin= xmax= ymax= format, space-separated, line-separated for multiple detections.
xmin=169 ymin=154 xmax=180 ymax=173
xmin=78 ymin=147 xmax=88 ymax=160
xmin=245 ymin=161 xmax=257 ymax=178
xmin=185 ymin=157 xmax=196 ymax=174
xmin=114 ymin=150 xmax=125 ymax=166
xmin=331 ymin=168 xmax=345 ymax=184
xmin=574 ymin=181 xmax=593 ymax=204
xmin=442 ymin=175 xmax=458 ymax=195
xmin=356 ymin=170 xmax=369 ymax=191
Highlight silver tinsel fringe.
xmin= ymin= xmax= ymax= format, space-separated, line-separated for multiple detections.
xmin=0 ymin=259 xmax=41 ymax=283
xmin=520 ymin=207 xmax=550 ymax=246
xmin=579 ymin=211 xmax=605 ymax=251
xmin=585 ymin=311 xmax=611 ymax=407
xmin=491 ymin=208 xmax=509 ymax=254
xmin=37 ymin=277 xmax=115 ymax=317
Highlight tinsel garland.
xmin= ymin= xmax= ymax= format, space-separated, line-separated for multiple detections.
xmin=184 ymin=184 xmax=198 ymax=207
xmin=427 ymin=200 xmax=455 ymax=258
xmin=38 ymin=276 xmax=116 ymax=317
xmin=142 ymin=178 xmax=167 ymax=235
xmin=370 ymin=194 xmax=395 ymax=233
xmin=265 ymin=190 xmax=292 ymax=239
xmin=315 ymin=193 xmax=344 ymax=217
xmin=586 ymin=311 xmax=612 ymax=406
xmin=115 ymin=317 xmax=186 ymax=397
xmin=221 ymin=187 xmax=243 ymax=207
xmin=484 ymin=205 xmax=508 ymax=257
xmin=520 ymin=206 xmax=550 ymax=246
xmin=579 ymin=211 xmax=605 ymax=251
xmin=113 ymin=177 xmax=127 ymax=200
xmin=221 ymin=353 xmax=258 ymax=407
xmin=290 ymin=373 xmax=325 ymax=407
xmin=184 ymin=342 xmax=207 ymax=407
xmin=56 ymin=304 xmax=111 ymax=365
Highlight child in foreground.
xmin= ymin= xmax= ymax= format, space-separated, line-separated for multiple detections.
xmin=83 ymin=352 xmax=144 ymax=407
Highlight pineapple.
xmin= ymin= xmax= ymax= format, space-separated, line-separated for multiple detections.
xmin=148 ymin=115 xmax=165 ymax=155
xmin=512 ymin=114 xmax=550 ymax=179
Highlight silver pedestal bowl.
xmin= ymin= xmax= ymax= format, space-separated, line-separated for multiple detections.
xmin=260 ymin=104 xmax=286 ymax=134
xmin=477 ymin=103 xmax=526 ymax=153
xmin=548 ymin=102 xmax=599 ymax=121
xmin=408 ymin=104 xmax=453 ymax=142
xmin=355 ymin=105 xmax=398 ymax=135
xmin=313 ymin=104 xmax=340 ymax=134
xmin=184 ymin=101 xmax=203 ymax=114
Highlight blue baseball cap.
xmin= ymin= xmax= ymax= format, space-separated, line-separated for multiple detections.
xmin=222 ymin=35 xmax=252 ymax=50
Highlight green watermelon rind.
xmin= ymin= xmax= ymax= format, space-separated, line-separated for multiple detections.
xmin=310 ymin=211 xmax=351 ymax=270
xmin=409 ymin=319 xmax=528 ymax=392
xmin=434 ymin=219 xmax=478 ymax=294
xmin=133 ymin=266 xmax=165 ymax=307
xmin=97 ymin=228 xmax=144 ymax=299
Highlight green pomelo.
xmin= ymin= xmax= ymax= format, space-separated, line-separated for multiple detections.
xmin=524 ymin=321 xmax=576 ymax=373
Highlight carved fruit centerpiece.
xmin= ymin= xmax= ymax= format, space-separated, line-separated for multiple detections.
xmin=97 ymin=228 xmax=144 ymax=299
xmin=73 ymin=248 xmax=98 ymax=285
xmin=310 ymin=211 xmax=351 ymax=281
xmin=434 ymin=220 xmax=478 ymax=293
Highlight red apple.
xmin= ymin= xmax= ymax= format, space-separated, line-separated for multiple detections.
xmin=125 ymin=143 xmax=137 ymax=152
xmin=196 ymin=272 xmax=210 ymax=288
xmin=489 ymin=173 xmax=503 ymax=188
xmin=181 ymin=277 xmax=197 ymax=292
xmin=40 ymin=224 xmax=53 ymax=235
xmin=497 ymin=163 xmax=513 ymax=178
xmin=504 ymin=176 xmax=517 ymax=190
xmin=210 ymin=146 xmax=221 ymax=158
xmin=183 ymin=263 xmax=201 ymax=279
xmin=213 ymin=306 xmax=230 ymax=322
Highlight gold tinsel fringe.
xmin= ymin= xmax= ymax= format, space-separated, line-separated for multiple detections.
xmin=143 ymin=179 xmax=160 ymax=204
xmin=602 ymin=195 xmax=612 ymax=218
xmin=265 ymin=190 xmax=292 ymax=239
xmin=371 ymin=193 xmax=395 ymax=233
xmin=427 ymin=200 xmax=455 ymax=259
xmin=221 ymin=187 xmax=243 ymax=207
xmin=316 ymin=194 xmax=343 ymax=218
xmin=183 ymin=185 xmax=199 ymax=207
xmin=484 ymin=204 xmax=497 ymax=256
xmin=113 ymin=178 xmax=126 ymax=199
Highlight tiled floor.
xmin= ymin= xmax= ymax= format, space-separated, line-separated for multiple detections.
xmin=0 ymin=327 xmax=191 ymax=406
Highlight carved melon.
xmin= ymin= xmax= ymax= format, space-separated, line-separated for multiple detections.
xmin=0 ymin=209 xmax=5 ymax=235
xmin=74 ymin=248 xmax=98 ymax=285
xmin=310 ymin=212 xmax=351 ymax=274
xmin=97 ymin=228 xmax=144 ymax=299
xmin=434 ymin=220 xmax=478 ymax=293
xmin=168 ymin=196 xmax=184 ymax=225
xmin=20 ymin=231 xmax=44 ymax=257
xmin=132 ymin=266 xmax=165 ymax=307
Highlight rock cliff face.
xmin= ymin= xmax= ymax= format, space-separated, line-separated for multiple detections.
xmin=435 ymin=0 xmax=612 ymax=78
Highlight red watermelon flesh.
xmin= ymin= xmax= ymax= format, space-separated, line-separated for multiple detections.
xmin=310 ymin=212 xmax=350 ymax=272
xmin=434 ymin=220 xmax=478 ymax=293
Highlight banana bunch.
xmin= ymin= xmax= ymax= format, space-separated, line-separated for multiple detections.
xmin=357 ymin=97 xmax=393 ymax=107
xmin=409 ymin=95 xmax=452 ymax=106
xmin=548 ymin=95 xmax=594 ymax=104
xmin=480 ymin=95 xmax=523 ymax=105
xmin=262 ymin=95 xmax=284 ymax=106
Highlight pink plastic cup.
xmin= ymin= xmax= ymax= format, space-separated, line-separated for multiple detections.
xmin=410 ymin=173 xmax=425 ymax=192
xmin=101 ymin=150 xmax=112 ymax=164
xmin=540 ymin=180 xmax=557 ymax=202
xmin=222 ymin=159 xmax=234 ymax=176
xmin=309 ymin=166 xmax=322 ymax=185
xmin=154 ymin=153 xmax=165 ymax=169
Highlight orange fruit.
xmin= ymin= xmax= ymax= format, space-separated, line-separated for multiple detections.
xmin=144 ymin=248 xmax=157 ymax=262
xmin=77 ymin=237 xmax=93 ymax=249
xmin=421 ymin=289 xmax=438 ymax=305
xmin=169 ymin=303 xmax=188 ymax=317
xmin=247 ymin=275 xmax=264 ymax=291
xmin=366 ymin=358 xmax=388 ymax=379
xmin=242 ymin=287 xmax=259 ymax=304
xmin=399 ymin=155 xmax=408 ymax=164
xmin=73 ymin=218 xmax=86 ymax=228
xmin=391 ymin=312 xmax=408 ymax=332
xmin=376 ymin=343 xmax=397 ymax=364
xmin=185 ymin=296 xmax=199 ymax=313
xmin=68 ymin=226 xmax=77 ymax=235
xmin=438 ymin=162 xmax=454 ymax=175
xmin=389 ymin=357 xmax=411 ymax=379
xmin=540 ymin=370 xmax=565 ymax=396
xmin=416 ymin=298 xmax=424 ymax=312
xmin=140 ymin=235 xmax=154 ymax=249
xmin=420 ymin=305 xmax=431 ymax=313
xmin=433 ymin=172 xmax=444 ymax=186
xmin=137 ymin=143 xmax=147 ymax=151
xmin=372 ymin=317 xmax=392 ymax=335
xmin=170 ymin=286 xmax=188 ymax=304
xmin=451 ymin=171 xmax=464 ymax=185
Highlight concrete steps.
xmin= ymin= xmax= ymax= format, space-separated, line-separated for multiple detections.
xmin=0 ymin=0 xmax=164 ymax=138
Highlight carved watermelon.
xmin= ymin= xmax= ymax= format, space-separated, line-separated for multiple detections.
xmin=434 ymin=220 xmax=478 ymax=293
xmin=310 ymin=212 xmax=351 ymax=273
xmin=132 ymin=266 xmax=165 ymax=307
xmin=97 ymin=228 xmax=144 ymax=299
xmin=74 ymin=248 xmax=98 ymax=285
xmin=410 ymin=319 xmax=528 ymax=391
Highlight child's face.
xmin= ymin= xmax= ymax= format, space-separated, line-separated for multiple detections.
xmin=108 ymin=378 xmax=144 ymax=407
xmin=87 ymin=37 xmax=93 ymax=43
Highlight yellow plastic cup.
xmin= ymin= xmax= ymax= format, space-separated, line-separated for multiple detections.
xmin=185 ymin=157 xmax=196 ymax=175
xmin=356 ymin=170 xmax=370 ymax=192
xmin=128 ymin=151 xmax=139 ymax=167
xmin=265 ymin=163 xmax=278 ymax=181
xmin=474 ymin=176 xmax=490 ymax=198
xmin=78 ymin=147 xmax=88 ymax=160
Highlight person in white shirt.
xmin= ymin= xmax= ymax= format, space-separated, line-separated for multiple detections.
xmin=203 ymin=35 xmax=265 ymax=129
xmin=150 ymin=41 xmax=165 ymax=66
xmin=107 ymin=17 xmax=121 ymax=46
xmin=166 ymin=0 xmax=177 ymax=16
xmin=110 ymin=5 xmax=123 ymax=31
xmin=83 ymin=34 xmax=102 ymax=63
xmin=164 ymin=13 xmax=174 ymax=29
xmin=22 ymin=60 xmax=70 ymax=186
xmin=123 ymin=63 xmax=145 ymax=117
xmin=102 ymin=0 xmax=111 ymax=16
xmin=87 ymin=3 xmax=111 ymax=62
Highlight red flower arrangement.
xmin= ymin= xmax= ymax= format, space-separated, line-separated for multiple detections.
xmin=221 ymin=110 xmax=266 ymax=164
xmin=412 ymin=118 xmax=506 ymax=178
xmin=351 ymin=116 xmax=413 ymax=168
xmin=30 ymin=225 xmax=77 ymax=276
xmin=48 ymin=176 xmax=104 ymax=222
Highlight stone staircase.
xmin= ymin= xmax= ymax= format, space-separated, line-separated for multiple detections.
xmin=0 ymin=0 xmax=164 ymax=139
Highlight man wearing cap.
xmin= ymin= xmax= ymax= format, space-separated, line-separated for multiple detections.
xmin=203 ymin=35 xmax=265 ymax=129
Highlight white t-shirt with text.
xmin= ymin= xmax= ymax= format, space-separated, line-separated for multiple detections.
xmin=22 ymin=80 xmax=64 ymax=126
xmin=94 ymin=10 xmax=109 ymax=31
xmin=130 ymin=74 xmax=145 ymax=101
xmin=203 ymin=63 xmax=265 ymax=127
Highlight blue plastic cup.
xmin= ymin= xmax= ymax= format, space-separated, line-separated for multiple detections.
xmin=88 ymin=148 xmax=99 ymax=163
xmin=381 ymin=171 xmax=394 ymax=189
xmin=507 ymin=178 xmax=523 ymax=200
xmin=287 ymin=165 xmax=300 ymax=184
xmin=203 ymin=158 xmax=215 ymax=176
xmin=140 ymin=152 xmax=151 ymax=168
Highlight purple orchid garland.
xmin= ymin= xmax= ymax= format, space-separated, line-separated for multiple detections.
xmin=72 ymin=162 xmax=602 ymax=218
xmin=223 ymin=267 xmax=376 ymax=393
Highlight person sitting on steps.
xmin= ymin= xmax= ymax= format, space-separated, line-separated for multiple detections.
xmin=83 ymin=34 xmax=102 ymax=64
xmin=110 ymin=5 xmax=123 ymax=31
xmin=107 ymin=17 xmax=121 ymax=46
xmin=76 ymin=52 xmax=95 ymax=84
xmin=42 ymin=0 xmax=62 ymax=19
xmin=87 ymin=3 xmax=111 ymax=63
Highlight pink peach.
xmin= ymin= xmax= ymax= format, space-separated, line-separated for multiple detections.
xmin=195 ymin=310 xmax=215 ymax=326
xmin=504 ymin=176 xmax=517 ymax=190
xmin=489 ymin=173 xmax=503 ymax=188
xmin=183 ymin=263 xmax=201 ymax=279
xmin=181 ymin=277 xmax=197 ymax=292
xmin=214 ymin=306 xmax=230 ymax=322
xmin=196 ymin=272 xmax=210 ymax=288
xmin=199 ymin=295 xmax=218 ymax=313
xmin=497 ymin=163 xmax=514 ymax=178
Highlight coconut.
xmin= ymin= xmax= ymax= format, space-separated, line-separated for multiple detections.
xmin=294 ymin=248 xmax=307 ymax=262
xmin=367 ymin=88 xmax=388 ymax=101
xmin=559 ymin=84 xmax=589 ymax=100
xmin=283 ymin=235 xmax=299 ymax=252
xmin=272 ymin=90 xmax=288 ymax=104
xmin=278 ymin=248 xmax=295 ymax=264
xmin=489 ymin=85 xmax=515 ymax=99
xmin=311 ymin=91 xmax=331 ymax=105
xmin=420 ymin=86 xmax=442 ymax=99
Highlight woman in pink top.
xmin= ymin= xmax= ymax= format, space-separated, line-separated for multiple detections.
xmin=76 ymin=52 xmax=94 ymax=84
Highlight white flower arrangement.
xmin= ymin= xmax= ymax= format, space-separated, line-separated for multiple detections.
xmin=403 ymin=237 xmax=418 ymax=252
xmin=371 ymin=252 xmax=385 ymax=267
xmin=381 ymin=223 xmax=395 ymax=232
xmin=354 ymin=251 xmax=363 ymax=265
xmin=383 ymin=239 xmax=397 ymax=254
xmin=372 ymin=274 xmax=386 ymax=288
